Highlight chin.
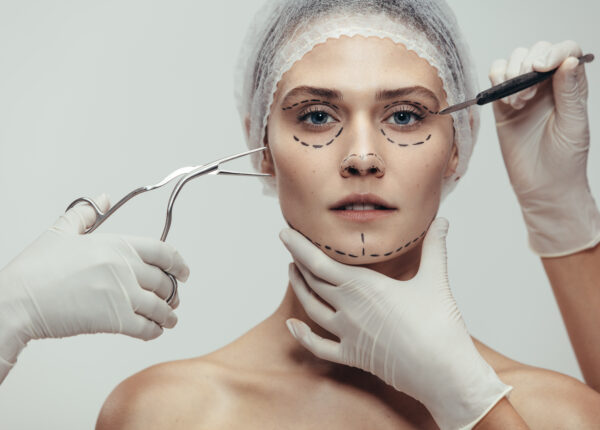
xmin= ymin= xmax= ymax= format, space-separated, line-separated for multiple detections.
xmin=287 ymin=217 xmax=428 ymax=265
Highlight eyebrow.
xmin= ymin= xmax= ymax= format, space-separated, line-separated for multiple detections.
xmin=280 ymin=85 xmax=441 ymax=111
xmin=376 ymin=86 xmax=441 ymax=111
xmin=280 ymin=86 xmax=343 ymax=107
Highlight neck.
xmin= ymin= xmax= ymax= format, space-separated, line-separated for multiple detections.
xmin=360 ymin=241 xmax=423 ymax=280
xmin=264 ymin=244 xmax=423 ymax=373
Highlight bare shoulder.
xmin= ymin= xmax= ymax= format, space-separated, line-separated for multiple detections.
xmin=475 ymin=339 xmax=600 ymax=429
xmin=96 ymin=357 xmax=234 ymax=430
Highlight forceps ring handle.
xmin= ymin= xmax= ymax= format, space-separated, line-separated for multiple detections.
xmin=165 ymin=274 xmax=177 ymax=305
xmin=66 ymin=197 xmax=107 ymax=233
xmin=67 ymin=197 xmax=178 ymax=306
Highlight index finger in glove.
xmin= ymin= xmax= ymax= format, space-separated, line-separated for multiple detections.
xmin=489 ymin=58 xmax=508 ymax=87
xmin=126 ymin=237 xmax=190 ymax=282
xmin=293 ymin=260 xmax=340 ymax=307
xmin=289 ymin=264 xmax=338 ymax=336
xmin=134 ymin=262 xmax=180 ymax=309
xmin=53 ymin=193 xmax=111 ymax=234
xmin=286 ymin=318 xmax=341 ymax=364
xmin=131 ymin=289 xmax=178 ymax=329
xmin=516 ymin=41 xmax=553 ymax=103
xmin=533 ymin=40 xmax=582 ymax=72
xmin=505 ymin=47 xmax=529 ymax=108
xmin=279 ymin=228 xmax=353 ymax=285
xmin=121 ymin=314 xmax=164 ymax=341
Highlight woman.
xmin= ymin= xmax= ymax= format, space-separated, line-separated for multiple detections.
xmin=97 ymin=1 xmax=600 ymax=428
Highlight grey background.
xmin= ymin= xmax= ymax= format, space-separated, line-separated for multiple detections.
xmin=0 ymin=1 xmax=598 ymax=428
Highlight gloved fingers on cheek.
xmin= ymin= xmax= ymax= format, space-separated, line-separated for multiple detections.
xmin=280 ymin=228 xmax=350 ymax=286
xmin=133 ymin=263 xmax=178 ymax=308
xmin=535 ymin=40 xmax=583 ymax=72
xmin=289 ymin=264 xmax=338 ymax=335
xmin=131 ymin=290 xmax=178 ymax=329
xmin=286 ymin=318 xmax=341 ymax=364
xmin=293 ymin=260 xmax=341 ymax=310
xmin=126 ymin=236 xmax=190 ymax=282
xmin=121 ymin=314 xmax=164 ymax=341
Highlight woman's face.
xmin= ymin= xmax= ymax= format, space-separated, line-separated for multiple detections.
xmin=264 ymin=35 xmax=457 ymax=275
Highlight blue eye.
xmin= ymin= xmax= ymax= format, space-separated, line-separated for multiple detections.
xmin=392 ymin=111 xmax=414 ymax=125
xmin=298 ymin=108 xmax=336 ymax=127
xmin=384 ymin=107 xmax=424 ymax=127
xmin=305 ymin=111 xmax=331 ymax=125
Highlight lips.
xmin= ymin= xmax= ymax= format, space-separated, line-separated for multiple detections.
xmin=329 ymin=193 xmax=397 ymax=211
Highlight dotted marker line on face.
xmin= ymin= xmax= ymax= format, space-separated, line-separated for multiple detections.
xmin=383 ymin=99 xmax=439 ymax=115
xmin=361 ymin=232 xmax=365 ymax=256
xmin=287 ymin=222 xmax=428 ymax=260
xmin=342 ymin=153 xmax=384 ymax=165
xmin=381 ymin=129 xmax=432 ymax=147
xmin=282 ymin=99 xmax=340 ymax=111
xmin=293 ymin=127 xmax=343 ymax=149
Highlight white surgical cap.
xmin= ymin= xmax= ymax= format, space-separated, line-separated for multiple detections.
xmin=235 ymin=0 xmax=479 ymax=200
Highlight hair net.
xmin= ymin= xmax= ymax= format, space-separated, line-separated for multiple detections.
xmin=235 ymin=0 xmax=479 ymax=200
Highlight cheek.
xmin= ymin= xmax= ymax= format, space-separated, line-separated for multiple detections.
xmin=267 ymin=124 xmax=330 ymax=214
xmin=390 ymin=132 xmax=453 ymax=200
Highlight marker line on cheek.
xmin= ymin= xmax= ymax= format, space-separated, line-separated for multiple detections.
xmin=293 ymin=127 xmax=344 ymax=149
xmin=380 ymin=128 xmax=432 ymax=147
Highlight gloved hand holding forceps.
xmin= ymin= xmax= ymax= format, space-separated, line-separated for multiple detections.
xmin=0 ymin=146 xmax=267 ymax=386
xmin=0 ymin=193 xmax=189 ymax=385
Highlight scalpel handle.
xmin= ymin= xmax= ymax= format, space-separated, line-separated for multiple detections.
xmin=475 ymin=53 xmax=594 ymax=106
xmin=475 ymin=69 xmax=555 ymax=106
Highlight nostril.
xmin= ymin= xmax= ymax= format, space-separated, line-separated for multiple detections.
xmin=340 ymin=153 xmax=385 ymax=178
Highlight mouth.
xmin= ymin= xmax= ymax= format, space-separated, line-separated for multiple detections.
xmin=330 ymin=193 xmax=397 ymax=222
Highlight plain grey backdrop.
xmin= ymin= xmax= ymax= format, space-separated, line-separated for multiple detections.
xmin=0 ymin=1 xmax=598 ymax=428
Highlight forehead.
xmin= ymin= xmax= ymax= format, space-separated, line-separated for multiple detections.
xmin=275 ymin=35 xmax=447 ymax=104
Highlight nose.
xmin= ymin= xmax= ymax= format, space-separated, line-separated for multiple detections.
xmin=340 ymin=153 xmax=385 ymax=178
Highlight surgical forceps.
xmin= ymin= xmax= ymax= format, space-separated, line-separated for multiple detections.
xmin=66 ymin=146 xmax=269 ymax=305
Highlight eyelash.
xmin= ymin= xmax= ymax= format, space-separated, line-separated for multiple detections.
xmin=383 ymin=105 xmax=425 ymax=129
xmin=293 ymin=103 xmax=426 ymax=130
xmin=296 ymin=106 xmax=338 ymax=130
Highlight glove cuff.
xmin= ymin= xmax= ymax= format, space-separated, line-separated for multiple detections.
xmin=427 ymin=353 xmax=513 ymax=430
xmin=0 ymin=315 xmax=28 ymax=371
xmin=0 ymin=356 xmax=15 ymax=385
xmin=0 ymin=271 xmax=31 ymax=368
xmin=520 ymin=186 xmax=600 ymax=257
xmin=459 ymin=384 xmax=513 ymax=430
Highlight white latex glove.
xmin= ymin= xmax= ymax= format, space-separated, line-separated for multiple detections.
xmin=490 ymin=40 xmax=600 ymax=257
xmin=280 ymin=218 xmax=512 ymax=430
xmin=0 ymin=194 xmax=189 ymax=384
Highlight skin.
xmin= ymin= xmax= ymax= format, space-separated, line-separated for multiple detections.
xmin=96 ymin=36 xmax=600 ymax=429
xmin=265 ymin=35 xmax=455 ymax=279
xmin=542 ymin=245 xmax=600 ymax=392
